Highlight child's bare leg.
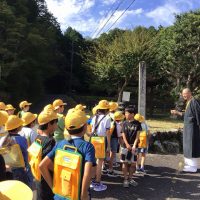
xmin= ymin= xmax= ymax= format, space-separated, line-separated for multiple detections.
xmin=122 ymin=162 xmax=128 ymax=179
xmin=141 ymin=153 xmax=146 ymax=169
xmin=129 ymin=163 xmax=136 ymax=179
xmin=96 ymin=158 xmax=104 ymax=182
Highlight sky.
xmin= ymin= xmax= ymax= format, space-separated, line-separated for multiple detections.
xmin=45 ymin=0 xmax=200 ymax=38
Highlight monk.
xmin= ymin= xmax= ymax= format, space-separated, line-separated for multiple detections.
xmin=171 ymin=88 xmax=200 ymax=172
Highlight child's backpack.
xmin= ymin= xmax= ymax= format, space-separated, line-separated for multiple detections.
xmin=90 ymin=115 xmax=106 ymax=159
xmin=27 ymin=139 xmax=42 ymax=181
xmin=53 ymin=141 xmax=84 ymax=200
xmin=138 ymin=131 xmax=147 ymax=148
xmin=0 ymin=143 xmax=25 ymax=168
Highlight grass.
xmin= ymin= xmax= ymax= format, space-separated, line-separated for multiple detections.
xmin=147 ymin=117 xmax=183 ymax=132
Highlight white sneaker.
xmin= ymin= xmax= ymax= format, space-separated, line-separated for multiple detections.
xmin=123 ymin=179 xmax=129 ymax=188
xmin=93 ymin=182 xmax=107 ymax=191
xmin=129 ymin=179 xmax=138 ymax=186
xmin=182 ymin=165 xmax=197 ymax=173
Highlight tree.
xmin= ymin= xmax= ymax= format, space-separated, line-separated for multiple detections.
xmin=85 ymin=26 xmax=158 ymax=101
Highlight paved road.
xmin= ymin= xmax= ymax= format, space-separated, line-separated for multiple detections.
xmin=91 ymin=154 xmax=200 ymax=200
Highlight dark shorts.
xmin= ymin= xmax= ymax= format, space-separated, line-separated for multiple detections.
xmin=110 ymin=138 xmax=119 ymax=153
xmin=120 ymin=147 xmax=137 ymax=164
xmin=137 ymin=148 xmax=148 ymax=154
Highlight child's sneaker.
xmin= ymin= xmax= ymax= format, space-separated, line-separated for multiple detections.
xmin=113 ymin=162 xmax=120 ymax=168
xmin=140 ymin=167 xmax=146 ymax=174
xmin=129 ymin=179 xmax=138 ymax=186
xmin=90 ymin=180 xmax=96 ymax=189
xmin=123 ymin=179 xmax=129 ymax=188
xmin=93 ymin=182 xmax=107 ymax=191
xmin=107 ymin=170 xmax=117 ymax=177
xmin=135 ymin=168 xmax=140 ymax=174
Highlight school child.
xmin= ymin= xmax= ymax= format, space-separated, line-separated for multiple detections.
xmin=90 ymin=100 xmax=111 ymax=191
xmin=18 ymin=112 xmax=38 ymax=146
xmin=134 ymin=114 xmax=150 ymax=173
xmin=4 ymin=115 xmax=31 ymax=187
xmin=107 ymin=111 xmax=124 ymax=177
xmin=0 ymin=102 xmax=6 ymax=110
xmin=35 ymin=108 xmax=58 ymax=200
xmin=5 ymin=104 xmax=16 ymax=115
xmin=121 ymin=105 xmax=142 ymax=188
xmin=52 ymin=99 xmax=67 ymax=142
xmin=18 ymin=101 xmax=32 ymax=118
xmin=108 ymin=102 xmax=120 ymax=169
xmin=39 ymin=109 xmax=96 ymax=200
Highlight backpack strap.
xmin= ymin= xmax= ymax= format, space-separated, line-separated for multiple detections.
xmin=91 ymin=115 xmax=106 ymax=136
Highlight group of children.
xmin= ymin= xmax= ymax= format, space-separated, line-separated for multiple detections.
xmin=0 ymin=99 xmax=150 ymax=200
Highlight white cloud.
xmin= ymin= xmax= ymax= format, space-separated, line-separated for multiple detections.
xmin=102 ymin=0 xmax=116 ymax=5
xmin=145 ymin=0 xmax=194 ymax=26
xmin=46 ymin=0 xmax=96 ymax=32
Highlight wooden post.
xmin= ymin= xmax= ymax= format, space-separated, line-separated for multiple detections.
xmin=138 ymin=61 xmax=146 ymax=117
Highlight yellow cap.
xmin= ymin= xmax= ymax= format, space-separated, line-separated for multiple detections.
xmin=5 ymin=104 xmax=16 ymax=111
xmin=43 ymin=104 xmax=54 ymax=111
xmin=0 ymin=102 xmax=6 ymax=110
xmin=65 ymin=109 xmax=89 ymax=130
xmin=52 ymin=99 xmax=67 ymax=110
xmin=5 ymin=115 xmax=23 ymax=131
xmin=92 ymin=106 xmax=98 ymax=115
xmin=96 ymin=100 xmax=110 ymax=110
xmin=19 ymin=101 xmax=32 ymax=109
xmin=22 ymin=112 xmax=37 ymax=126
xmin=109 ymin=102 xmax=118 ymax=112
xmin=0 ymin=111 xmax=8 ymax=126
xmin=75 ymin=104 xmax=86 ymax=111
xmin=38 ymin=108 xmax=58 ymax=125
xmin=114 ymin=111 xmax=125 ymax=121
xmin=134 ymin=113 xmax=145 ymax=123
xmin=0 ymin=180 xmax=33 ymax=200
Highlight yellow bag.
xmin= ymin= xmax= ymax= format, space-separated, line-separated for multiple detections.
xmin=0 ymin=144 xmax=25 ymax=168
xmin=90 ymin=136 xmax=105 ymax=159
xmin=27 ymin=139 xmax=42 ymax=181
xmin=53 ymin=145 xmax=83 ymax=200
xmin=138 ymin=131 xmax=147 ymax=148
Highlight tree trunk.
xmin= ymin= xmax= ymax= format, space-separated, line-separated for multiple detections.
xmin=186 ymin=74 xmax=192 ymax=89
xmin=117 ymin=78 xmax=128 ymax=102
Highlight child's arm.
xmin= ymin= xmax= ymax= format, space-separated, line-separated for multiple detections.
xmin=81 ymin=162 xmax=93 ymax=200
xmin=39 ymin=156 xmax=54 ymax=189
xmin=132 ymin=132 xmax=140 ymax=153
xmin=106 ymin=129 xmax=111 ymax=152
xmin=122 ymin=132 xmax=131 ymax=151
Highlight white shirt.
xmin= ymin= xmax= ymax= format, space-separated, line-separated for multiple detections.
xmin=18 ymin=127 xmax=38 ymax=144
xmin=116 ymin=121 xmax=122 ymax=137
xmin=141 ymin=122 xmax=149 ymax=132
xmin=91 ymin=114 xmax=111 ymax=136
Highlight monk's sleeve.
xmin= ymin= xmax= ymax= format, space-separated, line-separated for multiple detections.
xmin=193 ymin=99 xmax=200 ymax=126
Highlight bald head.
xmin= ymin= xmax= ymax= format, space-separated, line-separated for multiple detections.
xmin=182 ymin=88 xmax=192 ymax=101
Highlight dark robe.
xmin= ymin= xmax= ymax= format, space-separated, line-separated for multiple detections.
xmin=183 ymin=98 xmax=200 ymax=158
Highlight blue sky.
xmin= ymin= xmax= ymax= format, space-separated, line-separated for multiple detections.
xmin=45 ymin=0 xmax=200 ymax=38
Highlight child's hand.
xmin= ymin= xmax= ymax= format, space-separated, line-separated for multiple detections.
xmin=132 ymin=147 xmax=136 ymax=154
xmin=126 ymin=144 xmax=132 ymax=151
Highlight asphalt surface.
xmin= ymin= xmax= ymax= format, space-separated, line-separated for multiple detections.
xmin=91 ymin=154 xmax=200 ymax=200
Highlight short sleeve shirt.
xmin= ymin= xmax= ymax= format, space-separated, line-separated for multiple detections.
xmin=122 ymin=120 xmax=142 ymax=147
xmin=91 ymin=114 xmax=111 ymax=136
xmin=18 ymin=127 xmax=38 ymax=144
xmin=35 ymin=135 xmax=56 ymax=159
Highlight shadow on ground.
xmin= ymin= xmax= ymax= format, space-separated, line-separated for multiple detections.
xmin=91 ymin=164 xmax=200 ymax=200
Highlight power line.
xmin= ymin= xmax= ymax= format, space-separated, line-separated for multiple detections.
xmin=105 ymin=0 xmax=136 ymax=33
xmin=90 ymin=2 xmax=116 ymax=38
xmin=92 ymin=0 xmax=125 ymax=38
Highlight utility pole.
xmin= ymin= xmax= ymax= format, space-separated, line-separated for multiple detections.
xmin=138 ymin=61 xmax=146 ymax=118
xmin=69 ymin=41 xmax=74 ymax=93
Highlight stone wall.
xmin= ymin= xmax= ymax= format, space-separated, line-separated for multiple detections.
xmin=148 ymin=130 xmax=183 ymax=154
